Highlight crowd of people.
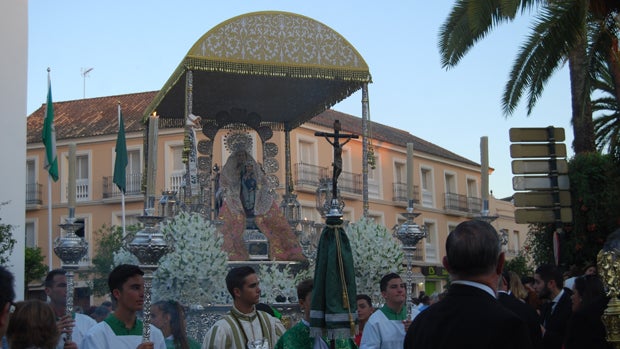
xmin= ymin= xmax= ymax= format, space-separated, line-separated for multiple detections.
xmin=0 ymin=220 xmax=615 ymax=349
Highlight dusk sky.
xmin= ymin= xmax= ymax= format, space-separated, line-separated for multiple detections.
xmin=28 ymin=1 xmax=574 ymax=199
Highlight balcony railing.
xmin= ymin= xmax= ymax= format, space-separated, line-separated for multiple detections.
xmin=338 ymin=170 xmax=362 ymax=195
xmin=294 ymin=163 xmax=327 ymax=188
xmin=444 ymin=192 xmax=482 ymax=214
xmin=26 ymin=183 xmax=42 ymax=205
xmin=103 ymin=172 xmax=143 ymax=198
xmin=392 ymin=182 xmax=420 ymax=204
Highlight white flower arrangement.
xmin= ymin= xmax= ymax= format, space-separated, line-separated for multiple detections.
xmin=112 ymin=212 xmax=230 ymax=306
xmin=153 ymin=212 xmax=229 ymax=305
xmin=257 ymin=263 xmax=311 ymax=304
xmin=347 ymin=216 xmax=404 ymax=298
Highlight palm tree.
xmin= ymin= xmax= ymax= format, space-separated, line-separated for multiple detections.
xmin=439 ymin=0 xmax=619 ymax=154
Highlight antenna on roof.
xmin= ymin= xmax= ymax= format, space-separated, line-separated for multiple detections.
xmin=81 ymin=67 xmax=94 ymax=99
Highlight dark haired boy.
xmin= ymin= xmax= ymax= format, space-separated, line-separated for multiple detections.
xmin=82 ymin=264 xmax=165 ymax=349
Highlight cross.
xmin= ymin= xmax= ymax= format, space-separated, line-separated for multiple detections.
xmin=315 ymin=120 xmax=359 ymax=198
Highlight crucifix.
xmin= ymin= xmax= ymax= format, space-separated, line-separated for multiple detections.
xmin=315 ymin=120 xmax=359 ymax=199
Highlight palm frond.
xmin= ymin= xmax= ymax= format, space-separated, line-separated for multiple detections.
xmin=502 ymin=1 xmax=587 ymax=115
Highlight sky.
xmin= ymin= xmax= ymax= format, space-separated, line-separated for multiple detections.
xmin=27 ymin=1 xmax=574 ymax=199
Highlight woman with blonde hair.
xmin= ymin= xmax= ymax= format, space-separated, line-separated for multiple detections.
xmin=508 ymin=271 xmax=528 ymax=301
xmin=6 ymin=300 xmax=59 ymax=349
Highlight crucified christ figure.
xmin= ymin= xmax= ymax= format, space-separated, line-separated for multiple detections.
xmin=315 ymin=120 xmax=359 ymax=199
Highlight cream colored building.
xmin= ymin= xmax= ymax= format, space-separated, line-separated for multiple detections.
xmin=26 ymin=91 xmax=528 ymax=303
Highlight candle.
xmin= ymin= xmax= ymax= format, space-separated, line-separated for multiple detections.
xmin=146 ymin=113 xmax=159 ymax=200
xmin=407 ymin=143 xmax=414 ymax=202
xmin=68 ymin=143 xmax=76 ymax=209
xmin=481 ymin=136 xmax=489 ymax=204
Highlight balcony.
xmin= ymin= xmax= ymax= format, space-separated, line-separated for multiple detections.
xmin=294 ymin=163 xmax=326 ymax=188
xmin=26 ymin=183 xmax=42 ymax=205
xmin=103 ymin=172 xmax=143 ymax=198
xmin=444 ymin=192 xmax=482 ymax=214
xmin=392 ymin=182 xmax=420 ymax=204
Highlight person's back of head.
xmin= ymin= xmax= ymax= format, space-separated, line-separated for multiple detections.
xmin=535 ymin=264 xmax=563 ymax=291
xmin=108 ymin=264 xmax=144 ymax=302
xmin=0 ymin=266 xmax=15 ymax=337
xmin=379 ymin=273 xmax=401 ymax=292
xmin=573 ymin=274 xmax=606 ymax=310
xmin=225 ymin=266 xmax=256 ymax=298
xmin=444 ymin=220 xmax=501 ymax=279
xmin=296 ymin=278 xmax=313 ymax=301
xmin=7 ymin=300 xmax=59 ymax=349
xmin=91 ymin=305 xmax=111 ymax=322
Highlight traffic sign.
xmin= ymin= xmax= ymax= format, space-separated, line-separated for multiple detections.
xmin=513 ymin=191 xmax=571 ymax=208
xmin=512 ymin=175 xmax=570 ymax=190
xmin=511 ymin=159 xmax=569 ymax=174
xmin=509 ymin=127 xmax=565 ymax=142
xmin=510 ymin=144 xmax=567 ymax=158
xmin=515 ymin=208 xmax=573 ymax=224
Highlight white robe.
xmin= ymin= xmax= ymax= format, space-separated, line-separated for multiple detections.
xmin=202 ymin=307 xmax=285 ymax=349
xmin=359 ymin=310 xmax=406 ymax=349
xmin=82 ymin=320 xmax=165 ymax=349
xmin=56 ymin=313 xmax=97 ymax=349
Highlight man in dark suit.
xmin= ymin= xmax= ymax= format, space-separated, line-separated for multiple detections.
xmin=498 ymin=270 xmax=543 ymax=349
xmin=533 ymin=264 xmax=573 ymax=349
xmin=404 ymin=220 xmax=533 ymax=349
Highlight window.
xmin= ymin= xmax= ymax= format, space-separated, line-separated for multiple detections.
xmin=366 ymin=212 xmax=384 ymax=225
xmin=510 ymin=230 xmax=520 ymax=254
xmin=25 ymin=221 xmax=36 ymax=248
xmin=26 ymin=159 xmax=38 ymax=204
xmin=126 ymin=149 xmax=142 ymax=194
xmin=394 ymin=162 xmax=405 ymax=184
xmin=298 ymin=139 xmax=317 ymax=165
xmin=420 ymin=167 xmax=434 ymax=207
xmin=424 ymin=221 xmax=438 ymax=263
xmin=64 ymin=152 xmax=90 ymax=202
xmin=368 ymin=154 xmax=381 ymax=199
xmin=71 ymin=217 xmax=91 ymax=266
xmin=168 ymin=145 xmax=185 ymax=192
xmin=466 ymin=178 xmax=480 ymax=212
xmin=112 ymin=212 xmax=141 ymax=235
xmin=445 ymin=172 xmax=456 ymax=194
xmin=76 ymin=154 xmax=89 ymax=201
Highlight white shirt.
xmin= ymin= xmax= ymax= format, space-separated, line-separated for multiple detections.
xmin=55 ymin=313 xmax=97 ymax=349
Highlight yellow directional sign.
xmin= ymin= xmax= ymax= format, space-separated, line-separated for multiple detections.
xmin=509 ymin=127 xmax=565 ymax=142
xmin=511 ymin=159 xmax=569 ymax=174
xmin=510 ymin=144 xmax=567 ymax=158
xmin=513 ymin=191 xmax=571 ymax=208
xmin=515 ymin=208 xmax=573 ymax=224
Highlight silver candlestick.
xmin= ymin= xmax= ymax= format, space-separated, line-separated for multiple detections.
xmin=54 ymin=209 xmax=88 ymax=342
xmin=393 ymin=201 xmax=427 ymax=321
xmin=125 ymin=205 xmax=174 ymax=342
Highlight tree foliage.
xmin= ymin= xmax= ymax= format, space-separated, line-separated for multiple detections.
xmin=0 ymin=203 xmax=16 ymax=265
xmin=90 ymin=224 xmax=138 ymax=297
xmin=525 ymin=153 xmax=620 ymax=269
xmin=25 ymin=246 xmax=47 ymax=287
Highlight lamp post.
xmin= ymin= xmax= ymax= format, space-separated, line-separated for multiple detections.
xmin=125 ymin=208 xmax=174 ymax=341
xmin=393 ymin=203 xmax=426 ymax=321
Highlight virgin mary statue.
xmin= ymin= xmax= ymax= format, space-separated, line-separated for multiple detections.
xmin=217 ymin=137 xmax=304 ymax=261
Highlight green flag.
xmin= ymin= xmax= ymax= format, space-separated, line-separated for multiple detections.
xmin=113 ymin=104 xmax=128 ymax=193
xmin=42 ymin=71 xmax=58 ymax=182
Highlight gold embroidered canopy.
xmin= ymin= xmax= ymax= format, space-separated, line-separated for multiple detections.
xmin=144 ymin=11 xmax=371 ymax=131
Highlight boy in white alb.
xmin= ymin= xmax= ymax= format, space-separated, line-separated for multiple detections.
xmin=83 ymin=264 xmax=165 ymax=349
